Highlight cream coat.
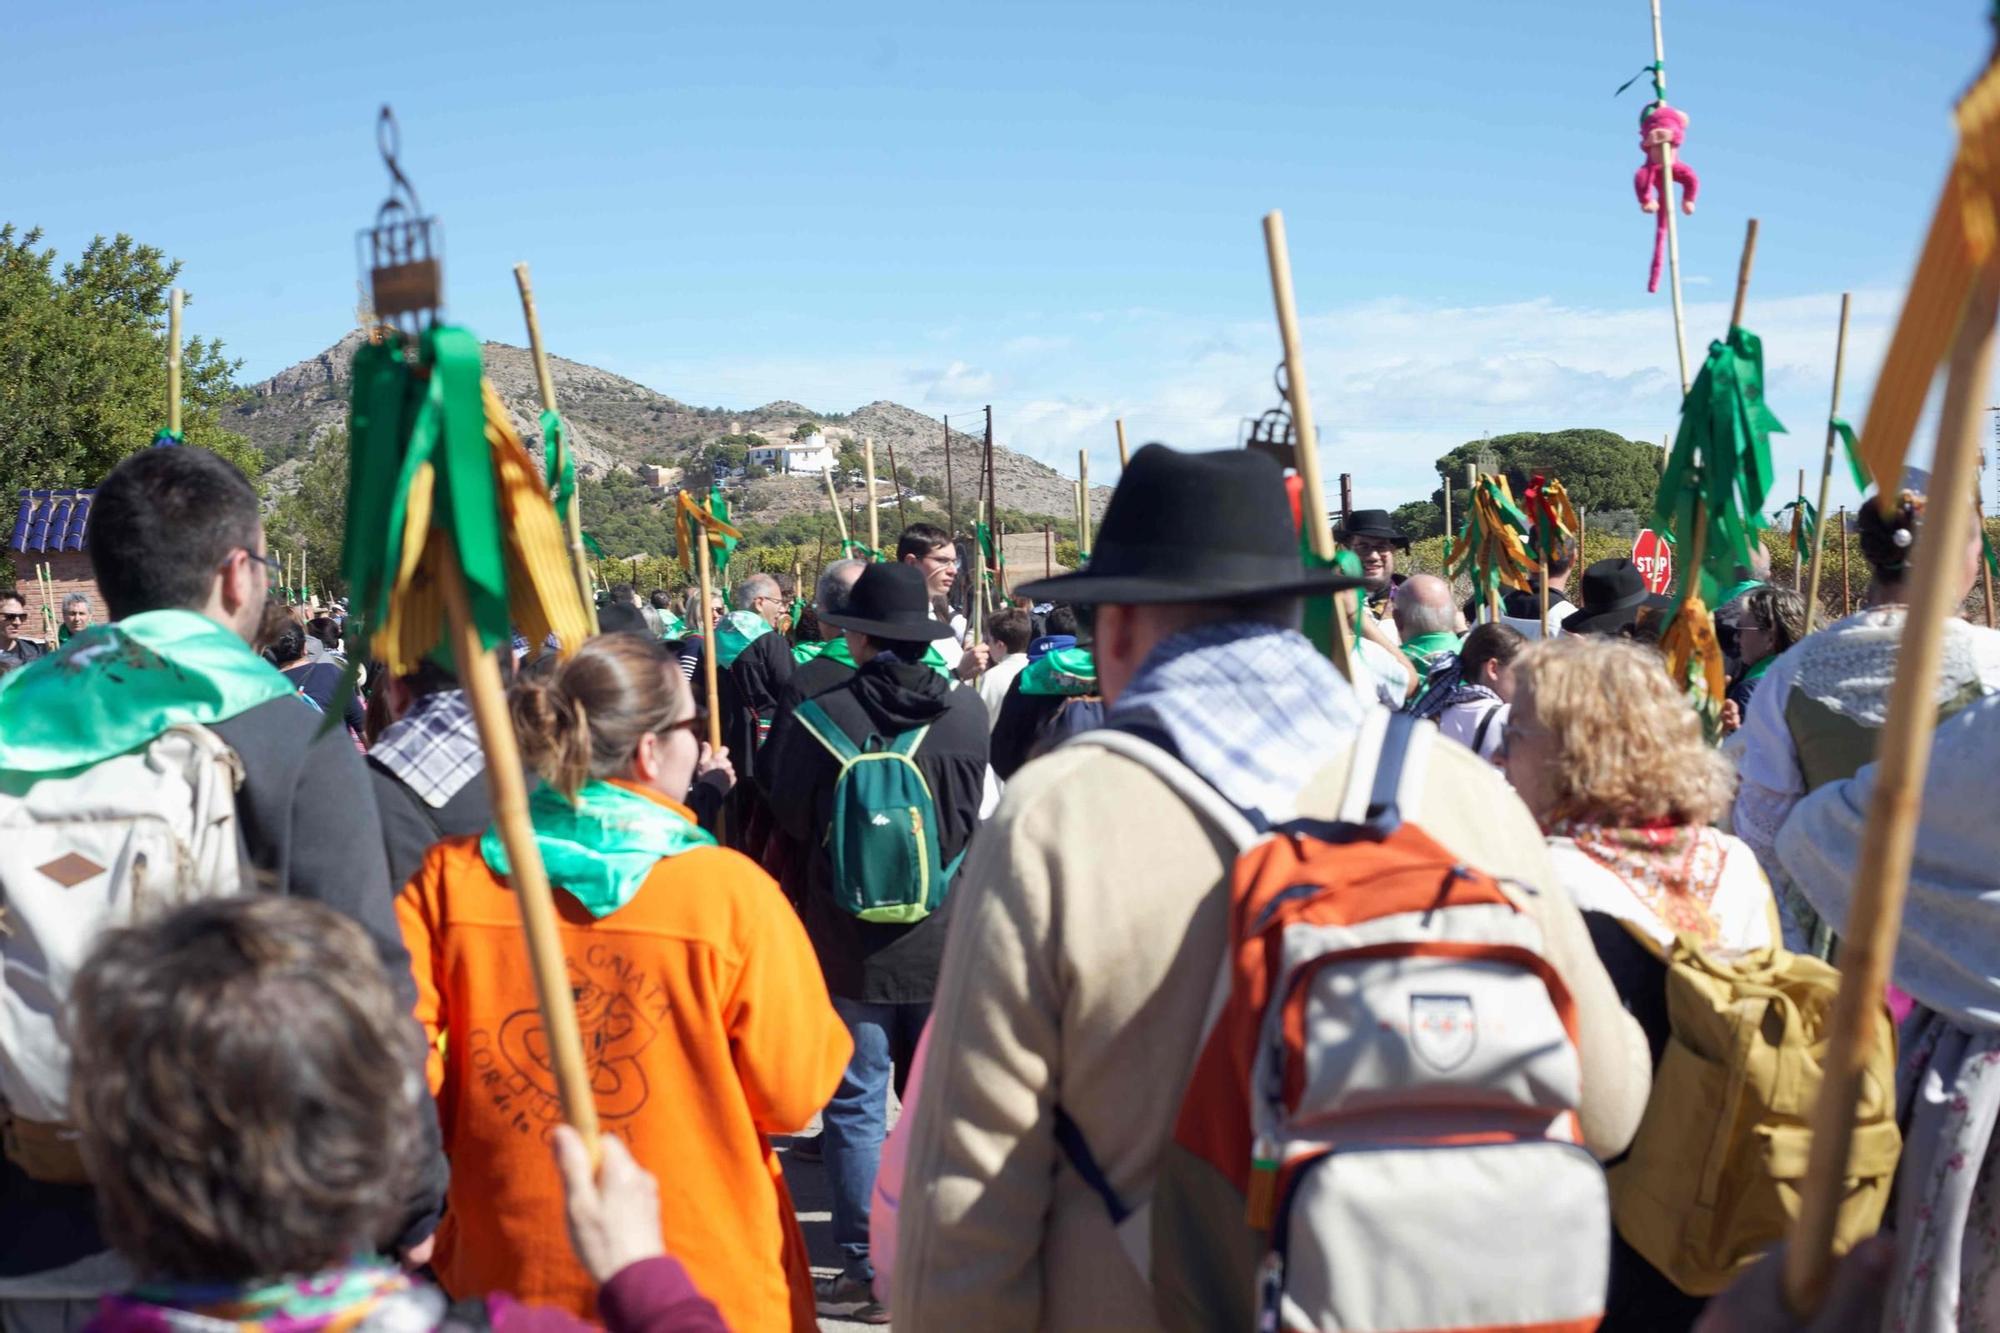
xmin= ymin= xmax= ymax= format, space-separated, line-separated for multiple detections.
xmin=893 ymin=730 xmax=1651 ymax=1331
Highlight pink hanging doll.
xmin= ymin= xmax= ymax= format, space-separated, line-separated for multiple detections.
xmin=1635 ymin=102 xmax=1699 ymax=292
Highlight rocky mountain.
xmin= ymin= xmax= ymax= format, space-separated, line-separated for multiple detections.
xmin=232 ymin=333 xmax=1114 ymax=523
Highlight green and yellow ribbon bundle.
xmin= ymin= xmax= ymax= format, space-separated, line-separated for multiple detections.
xmin=675 ymin=487 xmax=744 ymax=574
xmin=344 ymin=326 xmax=593 ymax=675
xmin=1445 ymin=473 xmax=1537 ymax=610
xmin=541 ymin=409 xmax=577 ymax=512
xmin=1776 ymin=495 xmax=1819 ymax=563
xmin=1654 ymin=324 xmax=1785 ymax=724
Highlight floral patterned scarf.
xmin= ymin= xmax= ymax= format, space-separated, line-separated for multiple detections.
xmin=1551 ymin=820 xmax=1730 ymax=948
xmin=90 ymin=1260 xmax=444 ymax=1333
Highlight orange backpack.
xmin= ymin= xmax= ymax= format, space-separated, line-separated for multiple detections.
xmin=1081 ymin=711 xmax=1611 ymax=1332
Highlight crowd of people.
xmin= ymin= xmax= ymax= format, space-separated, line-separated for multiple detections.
xmin=2 ymin=438 xmax=1998 ymax=1333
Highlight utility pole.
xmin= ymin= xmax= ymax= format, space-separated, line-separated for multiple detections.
xmin=1339 ymin=473 xmax=1353 ymax=528
xmin=886 ymin=437 xmax=910 ymax=534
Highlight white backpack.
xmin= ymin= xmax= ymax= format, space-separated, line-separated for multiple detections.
xmin=0 ymin=724 xmax=247 ymax=1178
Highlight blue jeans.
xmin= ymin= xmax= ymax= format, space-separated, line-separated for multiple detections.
xmin=824 ymin=996 xmax=930 ymax=1283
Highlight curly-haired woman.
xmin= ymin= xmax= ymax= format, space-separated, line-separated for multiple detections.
xmin=1503 ymin=634 xmax=1779 ymax=1331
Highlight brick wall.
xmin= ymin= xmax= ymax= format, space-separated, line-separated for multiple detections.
xmin=12 ymin=550 xmax=105 ymax=641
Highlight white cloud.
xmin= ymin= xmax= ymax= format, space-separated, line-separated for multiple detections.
xmin=607 ymin=286 xmax=1991 ymax=520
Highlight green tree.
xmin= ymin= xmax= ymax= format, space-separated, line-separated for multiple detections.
xmin=791 ymin=420 xmax=820 ymax=442
xmin=1391 ymin=500 xmax=1445 ymax=540
xmin=1424 ymin=430 xmax=1663 ymax=517
xmin=267 ymin=428 xmax=350 ymax=595
xmin=0 ymin=225 xmax=257 ymax=489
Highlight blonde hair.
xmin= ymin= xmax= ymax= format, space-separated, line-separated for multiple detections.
xmin=1515 ymin=635 xmax=1734 ymax=827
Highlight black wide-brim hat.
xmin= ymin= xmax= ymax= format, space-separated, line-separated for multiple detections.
xmin=1015 ymin=444 xmax=1365 ymax=606
xmin=1333 ymin=508 xmax=1412 ymax=552
xmin=1562 ymin=557 xmax=1671 ymax=633
xmin=822 ymin=561 xmax=960 ymax=640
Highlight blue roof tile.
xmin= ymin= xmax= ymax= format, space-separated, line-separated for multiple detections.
xmin=9 ymin=489 xmax=94 ymax=553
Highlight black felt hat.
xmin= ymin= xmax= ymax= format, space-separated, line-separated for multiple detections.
xmin=1333 ymin=508 xmax=1412 ymax=552
xmin=1562 ymin=558 xmax=1671 ymax=634
xmin=1014 ymin=444 xmax=1364 ymax=606
xmin=822 ymin=561 xmax=959 ymax=640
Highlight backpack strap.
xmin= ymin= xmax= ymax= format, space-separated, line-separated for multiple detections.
xmin=1334 ymin=707 xmax=1434 ymax=832
xmin=1471 ymin=702 xmax=1503 ymax=757
xmin=793 ymin=698 xmax=861 ymax=764
xmin=884 ymin=723 xmax=932 ymax=758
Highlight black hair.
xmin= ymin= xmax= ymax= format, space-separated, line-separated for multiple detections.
xmin=1459 ymin=622 xmax=1526 ymax=682
xmin=866 ymin=636 xmax=936 ymax=662
xmin=263 ymin=621 xmax=309 ymax=668
xmin=649 ymin=589 xmax=674 ymax=610
xmin=1856 ymin=492 xmax=1923 ymax=583
xmin=89 ymin=447 xmax=261 ymax=620
xmin=1044 ymin=605 xmax=1081 ymax=639
xmin=306 ymin=616 xmax=341 ymax=653
xmin=896 ymin=523 xmax=952 ymax=562
xmin=607 ymin=583 xmax=637 ymax=606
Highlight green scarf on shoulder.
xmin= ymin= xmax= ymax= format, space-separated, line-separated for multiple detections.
xmin=1019 ymin=646 xmax=1097 ymax=696
xmin=712 ymin=610 xmax=774 ymax=668
xmin=795 ymin=634 xmax=950 ymax=677
xmin=0 ymin=610 xmax=297 ymax=780
xmin=480 ymin=780 xmax=716 ymax=918
xmin=657 ymin=611 xmax=688 ymax=642
xmin=1400 ymin=630 xmax=1462 ymax=686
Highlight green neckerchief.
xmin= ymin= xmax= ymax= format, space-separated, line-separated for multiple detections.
xmin=657 ymin=611 xmax=688 ymax=641
xmin=1019 ymin=646 xmax=1097 ymax=696
xmin=795 ymin=634 xmax=949 ymax=677
xmin=480 ymin=780 xmax=716 ymax=918
xmin=1400 ymin=631 xmax=1462 ymax=684
xmin=713 ymin=610 xmax=774 ymax=668
xmin=796 ymin=636 xmax=856 ymax=667
xmin=0 ymin=610 xmax=297 ymax=781
xmin=1741 ymin=653 xmax=1777 ymax=684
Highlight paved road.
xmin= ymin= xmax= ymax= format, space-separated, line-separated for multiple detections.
xmin=776 ymin=1105 xmax=899 ymax=1331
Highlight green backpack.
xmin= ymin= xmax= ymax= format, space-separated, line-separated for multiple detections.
xmin=793 ymin=698 xmax=966 ymax=923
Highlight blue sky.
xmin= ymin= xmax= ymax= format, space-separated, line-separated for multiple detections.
xmin=3 ymin=0 xmax=1988 ymax=511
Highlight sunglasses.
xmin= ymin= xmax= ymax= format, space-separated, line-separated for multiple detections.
xmin=1 ymin=612 xmax=27 ymax=623
xmin=661 ymin=708 xmax=708 ymax=737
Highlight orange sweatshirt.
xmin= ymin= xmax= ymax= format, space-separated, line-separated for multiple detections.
xmin=395 ymin=785 xmax=852 ymax=1331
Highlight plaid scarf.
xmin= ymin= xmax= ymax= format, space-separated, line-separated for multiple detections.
xmin=370 ymin=688 xmax=484 ymax=809
xmin=1106 ymin=622 xmax=1365 ymax=827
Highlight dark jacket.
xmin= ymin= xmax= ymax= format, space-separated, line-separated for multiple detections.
xmin=283 ymin=660 xmax=366 ymax=735
xmin=762 ymin=657 xmax=988 ymax=1004
xmin=711 ymin=628 xmax=793 ymax=787
xmin=772 ymin=649 xmax=857 ymax=727
xmin=2 ymin=694 xmax=448 ymax=1279
xmin=369 ymin=760 xmax=493 ymax=896
xmin=989 ymin=677 xmax=1104 ymax=781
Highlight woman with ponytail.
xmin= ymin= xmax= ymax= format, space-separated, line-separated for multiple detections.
xmin=395 ymin=633 xmax=852 ymax=1331
xmin=1731 ymin=488 xmax=2000 ymax=952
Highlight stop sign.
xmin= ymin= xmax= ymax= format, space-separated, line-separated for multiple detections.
xmin=1632 ymin=529 xmax=1674 ymax=594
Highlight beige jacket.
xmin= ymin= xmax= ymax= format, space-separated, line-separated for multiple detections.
xmin=893 ymin=727 xmax=1650 ymax=1332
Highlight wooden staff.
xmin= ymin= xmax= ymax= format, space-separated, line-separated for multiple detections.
xmin=1467 ymin=462 xmax=1482 ymax=622
xmin=1840 ymin=506 xmax=1852 ymax=615
xmin=1803 ymin=294 xmax=1852 ymax=633
xmin=1442 ymin=474 xmax=1453 ymax=543
xmin=1539 ymin=559 xmax=1550 ymax=638
xmin=439 ymin=547 xmax=599 ymax=1158
xmin=971 ymin=500 xmax=988 ymax=674
xmin=1074 ymin=481 xmax=1085 ymax=551
xmin=944 ymin=414 xmax=955 ymax=536
xmin=1979 ymin=496 xmax=1996 ymax=627
xmin=1783 ymin=260 xmax=2000 ymax=1317
xmin=824 ymin=466 xmax=850 ymax=548
xmin=886 ymin=437 xmax=909 ymax=533
xmin=1115 ymin=418 xmax=1130 ymax=470
xmin=167 ymin=287 xmax=183 ymax=437
xmin=1263 ymin=210 xmax=1356 ymax=680
xmin=1044 ymin=522 xmax=1053 ymax=576
xmin=514 ymin=263 xmax=599 ymax=635
xmin=1078 ymin=449 xmax=1092 ymax=555
xmin=1795 ymin=467 xmax=1806 ymax=590
xmin=38 ymin=563 xmax=57 ymax=642
xmin=693 ymin=508 xmax=724 ymax=752
xmin=1651 ymin=0 xmax=1691 ymax=395
xmin=863 ymin=436 xmax=881 ymax=558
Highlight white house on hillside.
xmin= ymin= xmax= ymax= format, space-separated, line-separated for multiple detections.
xmin=748 ymin=432 xmax=837 ymax=476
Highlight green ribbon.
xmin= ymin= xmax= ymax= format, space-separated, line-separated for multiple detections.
xmin=1828 ymin=417 xmax=1873 ymax=493
xmin=841 ymin=539 xmax=886 ymax=561
xmin=1019 ymin=646 xmax=1097 ymax=696
xmin=343 ymin=327 xmax=511 ymax=653
xmin=582 ymin=531 xmax=605 ymax=558
xmin=479 ymin=780 xmax=715 ymax=919
xmin=712 ymin=609 xmax=774 ymax=668
xmin=1654 ymin=325 xmax=1785 ymax=606
xmin=0 ymin=610 xmax=296 ymax=781
xmin=1984 ymin=526 xmax=2000 ymax=582
xmin=707 ymin=485 xmax=738 ymax=578
xmin=1616 ymin=61 xmax=1665 ymax=98
xmin=1776 ymin=496 xmax=1819 ymax=558
xmin=541 ymin=409 xmax=577 ymax=509
xmin=150 ymin=427 xmax=183 ymax=447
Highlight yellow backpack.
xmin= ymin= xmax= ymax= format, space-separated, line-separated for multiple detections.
xmin=1609 ymin=921 xmax=1902 ymax=1295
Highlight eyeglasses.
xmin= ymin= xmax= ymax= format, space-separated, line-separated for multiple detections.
xmin=661 ymin=709 xmax=708 ymax=737
xmin=229 ymin=548 xmax=282 ymax=578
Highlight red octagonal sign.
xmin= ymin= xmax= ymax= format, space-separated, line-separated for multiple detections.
xmin=1632 ymin=529 xmax=1674 ymax=595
